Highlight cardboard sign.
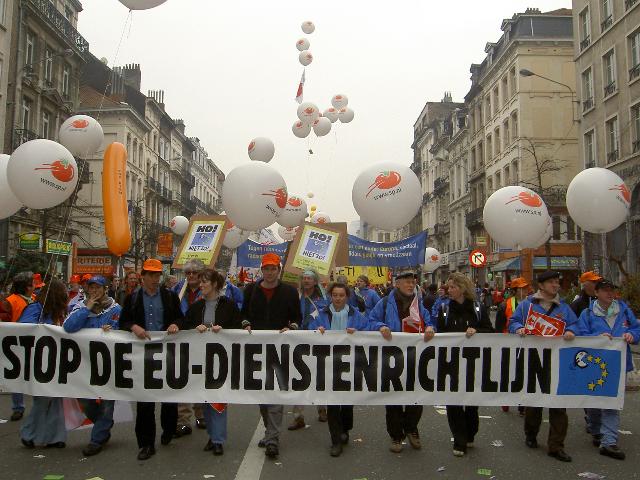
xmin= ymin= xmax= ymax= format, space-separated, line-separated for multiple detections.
xmin=333 ymin=266 xmax=389 ymax=285
xmin=173 ymin=216 xmax=227 ymax=270
xmin=524 ymin=305 xmax=566 ymax=337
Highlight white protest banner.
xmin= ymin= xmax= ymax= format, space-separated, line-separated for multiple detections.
xmin=0 ymin=324 xmax=626 ymax=409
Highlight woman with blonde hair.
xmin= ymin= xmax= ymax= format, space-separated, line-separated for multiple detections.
xmin=432 ymin=272 xmax=493 ymax=457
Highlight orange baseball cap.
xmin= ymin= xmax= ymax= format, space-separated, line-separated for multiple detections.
xmin=580 ymin=271 xmax=602 ymax=283
xmin=32 ymin=273 xmax=45 ymax=288
xmin=261 ymin=253 xmax=281 ymax=268
xmin=510 ymin=277 xmax=529 ymax=289
xmin=81 ymin=273 xmax=93 ymax=282
xmin=70 ymin=274 xmax=81 ymax=283
xmin=143 ymin=259 xmax=163 ymax=272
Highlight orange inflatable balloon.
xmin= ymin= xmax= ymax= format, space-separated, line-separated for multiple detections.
xmin=102 ymin=142 xmax=131 ymax=257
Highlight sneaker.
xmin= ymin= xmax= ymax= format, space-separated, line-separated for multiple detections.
xmin=287 ymin=416 xmax=306 ymax=431
xmin=204 ymin=439 xmax=214 ymax=451
xmin=389 ymin=440 xmax=403 ymax=453
xmin=21 ymin=438 xmax=34 ymax=449
xmin=407 ymin=432 xmax=421 ymax=450
xmin=82 ymin=443 xmax=103 ymax=456
xmin=330 ymin=444 xmax=343 ymax=457
xmin=175 ymin=424 xmax=192 ymax=437
xmin=258 ymin=438 xmax=266 ymax=448
xmin=600 ymin=445 xmax=625 ymax=460
xmin=265 ymin=444 xmax=279 ymax=458
xmin=212 ymin=443 xmax=224 ymax=456
xmin=160 ymin=433 xmax=173 ymax=446
xmin=10 ymin=411 xmax=24 ymax=421
xmin=195 ymin=418 xmax=207 ymax=430
xmin=137 ymin=446 xmax=156 ymax=461
xmin=318 ymin=408 xmax=328 ymax=423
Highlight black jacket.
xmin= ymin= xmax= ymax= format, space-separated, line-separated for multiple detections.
xmin=241 ymin=280 xmax=301 ymax=330
xmin=570 ymin=290 xmax=594 ymax=317
xmin=436 ymin=298 xmax=494 ymax=334
xmin=119 ymin=287 xmax=184 ymax=332
xmin=183 ymin=296 xmax=243 ymax=330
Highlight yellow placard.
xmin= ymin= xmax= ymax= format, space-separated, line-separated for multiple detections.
xmin=333 ymin=266 xmax=389 ymax=285
xmin=291 ymin=224 xmax=340 ymax=275
xmin=173 ymin=218 xmax=226 ymax=268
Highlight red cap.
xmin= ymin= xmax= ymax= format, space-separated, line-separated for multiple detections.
xmin=32 ymin=273 xmax=45 ymax=288
xmin=143 ymin=259 xmax=163 ymax=272
xmin=81 ymin=274 xmax=93 ymax=282
xmin=70 ymin=274 xmax=81 ymax=283
xmin=580 ymin=271 xmax=602 ymax=283
xmin=260 ymin=253 xmax=281 ymax=268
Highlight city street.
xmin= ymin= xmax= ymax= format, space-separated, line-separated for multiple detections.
xmin=1 ymin=392 xmax=638 ymax=480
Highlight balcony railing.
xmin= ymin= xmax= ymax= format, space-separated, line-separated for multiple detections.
xmin=579 ymin=36 xmax=591 ymax=51
xmin=433 ymin=177 xmax=448 ymax=196
xmin=626 ymin=0 xmax=638 ymax=10
xmin=582 ymin=97 xmax=594 ymax=112
xmin=630 ymin=63 xmax=640 ymax=81
xmin=606 ymin=149 xmax=619 ymax=163
xmin=601 ymin=15 xmax=613 ymax=32
xmin=422 ymin=192 xmax=431 ymax=206
xmin=604 ymin=81 xmax=617 ymax=97
xmin=26 ymin=0 xmax=89 ymax=54
xmin=465 ymin=207 xmax=484 ymax=229
xmin=12 ymin=128 xmax=39 ymax=149
xmin=633 ymin=140 xmax=640 ymax=153
xmin=410 ymin=161 xmax=421 ymax=176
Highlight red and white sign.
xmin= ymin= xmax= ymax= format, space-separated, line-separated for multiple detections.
xmin=469 ymin=250 xmax=487 ymax=268
xmin=524 ymin=305 xmax=566 ymax=337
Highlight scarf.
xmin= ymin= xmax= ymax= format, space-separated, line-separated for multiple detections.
xmin=533 ymin=291 xmax=560 ymax=312
xmin=593 ymin=300 xmax=620 ymax=328
xmin=86 ymin=295 xmax=115 ymax=315
xmin=329 ymin=304 xmax=349 ymax=330
xmin=394 ymin=289 xmax=414 ymax=320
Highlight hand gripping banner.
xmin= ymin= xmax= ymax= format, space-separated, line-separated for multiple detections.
xmin=0 ymin=324 xmax=627 ymax=409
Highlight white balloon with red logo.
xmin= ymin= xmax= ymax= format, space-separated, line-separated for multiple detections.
xmin=312 ymin=117 xmax=332 ymax=137
xmin=338 ymin=107 xmax=355 ymax=123
xmin=58 ymin=115 xmax=104 ymax=157
xmin=566 ymin=167 xmax=631 ymax=233
xmin=247 ymin=137 xmax=275 ymax=163
xmin=222 ymin=221 xmax=251 ymax=249
xmin=352 ymin=162 xmax=421 ymax=231
xmin=7 ymin=139 xmax=78 ymax=210
xmin=299 ymin=50 xmax=313 ymax=67
xmin=331 ymin=94 xmax=348 ymax=109
xmin=169 ymin=215 xmax=189 ymax=235
xmin=292 ymin=120 xmax=311 ymax=138
xmin=296 ymin=102 xmax=320 ymax=125
xmin=119 ymin=0 xmax=167 ymax=10
xmin=522 ymin=212 xmax=553 ymax=249
xmin=222 ymin=162 xmax=288 ymax=231
xmin=296 ymin=38 xmax=310 ymax=51
xmin=424 ymin=248 xmax=442 ymax=272
xmin=323 ymin=108 xmax=339 ymax=123
xmin=483 ymin=186 xmax=550 ymax=249
xmin=311 ymin=212 xmax=331 ymax=224
xmin=278 ymin=225 xmax=299 ymax=242
xmin=0 ymin=154 xmax=22 ymax=220
xmin=301 ymin=21 xmax=315 ymax=34
xmin=278 ymin=195 xmax=307 ymax=228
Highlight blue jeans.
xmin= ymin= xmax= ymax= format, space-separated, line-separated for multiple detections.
xmin=203 ymin=403 xmax=228 ymax=445
xmin=12 ymin=393 xmax=24 ymax=413
xmin=79 ymin=399 xmax=115 ymax=445
xmin=586 ymin=408 xmax=619 ymax=447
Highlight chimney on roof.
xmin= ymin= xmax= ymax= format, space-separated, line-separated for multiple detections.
xmin=442 ymin=91 xmax=452 ymax=103
xmin=147 ymin=89 xmax=165 ymax=110
xmin=525 ymin=8 xmax=541 ymax=14
xmin=174 ymin=118 xmax=185 ymax=134
xmin=120 ymin=63 xmax=141 ymax=91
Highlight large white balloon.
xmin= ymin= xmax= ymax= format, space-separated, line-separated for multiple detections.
xmin=58 ymin=115 xmax=104 ymax=157
xmin=311 ymin=212 xmax=331 ymax=224
xmin=323 ymin=107 xmax=339 ymax=123
xmin=119 ymin=0 xmax=167 ymax=10
xmin=7 ymin=139 xmax=78 ymax=210
xmin=292 ymin=120 xmax=311 ymax=138
xmin=248 ymin=137 xmax=275 ymax=162
xmin=331 ymin=94 xmax=349 ymax=109
xmin=223 ymin=221 xmax=251 ymax=249
xmin=338 ymin=107 xmax=355 ymax=123
xmin=301 ymin=21 xmax=315 ymax=34
xmin=296 ymin=38 xmax=310 ymax=51
xmin=424 ymin=247 xmax=442 ymax=272
xmin=566 ymin=167 xmax=631 ymax=233
xmin=298 ymin=50 xmax=313 ymax=67
xmin=278 ymin=195 xmax=307 ymax=228
xmin=222 ymin=162 xmax=288 ymax=231
xmin=352 ymin=162 xmax=421 ymax=231
xmin=523 ymin=214 xmax=553 ymax=248
xmin=0 ymin=155 xmax=22 ymax=220
xmin=278 ymin=225 xmax=299 ymax=242
xmin=169 ymin=216 xmax=189 ymax=235
xmin=297 ymin=102 xmax=320 ymax=125
xmin=483 ymin=186 xmax=549 ymax=249
xmin=312 ymin=117 xmax=332 ymax=137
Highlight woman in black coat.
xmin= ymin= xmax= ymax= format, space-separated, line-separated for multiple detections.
xmin=184 ymin=269 xmax=248 ymax=456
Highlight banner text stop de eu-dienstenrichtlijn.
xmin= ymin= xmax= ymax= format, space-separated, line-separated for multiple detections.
xmin=0 ymin=324 xmax=627 ymax=409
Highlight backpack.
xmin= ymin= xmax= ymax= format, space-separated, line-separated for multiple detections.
xmin=441 ymin=300 xmax=482 ymax=327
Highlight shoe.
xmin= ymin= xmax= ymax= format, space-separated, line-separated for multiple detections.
xmin=195 ymin=418 xmax=207 ymax=429
xmin=600 ymin=445 xmax=625 ymax=460
xmin=204 ymin=439 xmax=214 ymax=451
xmin=82 ymin=443 xmax=102 ymax=456
xmin=258 ymin=439 xmax=266 ymax=448
xmin=330 ymin=444 xmax=343 ymax=457
xmin=212 ymin=443 xmax=224 ymax=456
xmin=548 ymin=450 xmax=572 ymax=462
xmin=340 ymin=432 xmax=349 ymax=445
xmin=287 ymin=417 xmax=306 ymax=431
xmin=592 ymin=434 xmax=602 ymax=447
xmin=318 ymin=408 xmax=328 ymax=423
xmin=10 ymin=411 xmax=23 ymax=421
xmin=21 ymin=438 xmax=34 ymax=449
xmin=407 ymin=432 xmax=421 ymax=450
xmin=137 ymin=446 xmax=156 ymax=461
xmin=46 ymin=442 xmax=66 ymax=448
xmin=176 ymin=424 xmax=192 ymax=437
xmin=389 ymin=440 xmax=403 ymax=453
xmin=103 ymin=432 xmax=112 ymax=445
xmin=265 ymin=444 xmax=279 ymax=458
xmin=160 ymin=433 xmax=173 ymax=446
xmin=453 ymin=448 xmax=465 ymax=457
xmin=501 ymin=406 xmax=509 ymax=412
xmin=525 ymin=437 xmax=538 ymax=449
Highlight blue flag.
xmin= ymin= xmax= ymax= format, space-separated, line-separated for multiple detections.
xmin=556 ymin=347 xmax=621 ymax=397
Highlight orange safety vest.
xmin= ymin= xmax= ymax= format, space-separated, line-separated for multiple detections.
xmin=503 ymin=296 xmax=518 ymax=333
xmin=6 ymin=294 xmax=28 ymax=322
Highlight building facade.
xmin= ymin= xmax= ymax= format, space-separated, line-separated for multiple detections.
xmin=572 ymin=0 xmax=640 ymax=280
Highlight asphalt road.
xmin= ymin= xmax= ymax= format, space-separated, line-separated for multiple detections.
xmin=1 ymin=392 xmax=639 ymax=480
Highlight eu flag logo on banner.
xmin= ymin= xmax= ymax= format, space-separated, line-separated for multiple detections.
xmin=557 ymin=347 xmax=621 ymax=397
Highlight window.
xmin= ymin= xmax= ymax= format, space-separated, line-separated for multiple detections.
xmin=567 ymin=217 xmax=576 ymax=241
xmin=579 ymin=7 xmax=591 ymax=50
xmin=602 ymin=49 xmax=616 ymax=96
xmin=41 ymin=111 xmax=50 ymax=139
xmin=627 ymin=0 xmax=639 ymax=10
xmin=600 ymin=0 xmax=613 ymax=32
xmin=495 ymin=171 xmax=501 ymax=189
xmin=0 ymin=0 xmax=5 ymax=25
xmin=486 ymin=134 xmax=492 ymax=162
xmin=477 ymin=105 xmax=483 ymax=130
xmin=159 ymin=138 xmax=165 ymax=158
xmin=630 ymin=30 xmax=640 ymax=80
xmin=605 ymin=116 xmax=619 ymax=163
xmin=501 ymin=76 xmax=508 ymax=104
xmin=581 ymin=68 xmax=594 ymax=111
xmin=511 ymin=111 xmax=519 ymax=139
xmin=509 ymin=67 xmax=517 ymax=97
xmin=385 ymin=233 xmax=391 ymax=242
xmin=62 ymin=64 xmax=70 ymax=97
xmin=493 ymin=87 xmax=500 ymax=113
xmin=478 ymin=141 xmax=484 ymax=165
xmin=503 ymin=118 xmax=510 ymax=147
xmin=584 ymin=130 xmax=596 ymax=167
xmin=377 ymin=232 xmax=383 ymax=242
xmin=552 ymin=216 xmax=561 ymax=241
xmin=44 ymin=48 xmax=53 ymax=84
xmin=485 ymin=96 xmax=491 ymax=122
xmin=632 ymin=104 xmax=640 ymax=153
xmin=470 ymin=147 xmax=476 ymax=171
xmin=25 ymin=31 xmax=35 ymax=67
xmin=494 ymin=127 xmax=501 ymax=154
xmin=22 ymin=97 xmax=32 ymax=130
xmin=504 ymin=165 xmax=510 ymax=186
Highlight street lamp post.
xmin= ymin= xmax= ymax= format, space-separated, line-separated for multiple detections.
xmin=519 ymin=69 xmax=578 ymax=122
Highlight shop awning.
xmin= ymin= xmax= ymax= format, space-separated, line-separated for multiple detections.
xmin=491 ymin=257 xmax=520 ymax=272
xmin=490 ymin=256 xmax=580 ymax=272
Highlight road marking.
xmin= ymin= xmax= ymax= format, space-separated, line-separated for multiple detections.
xmin=234 ymin=418 xmax=265 ymax=480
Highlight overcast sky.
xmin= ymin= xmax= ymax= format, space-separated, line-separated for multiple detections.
xmin=79 ymin=0 xmax=572 ymax=225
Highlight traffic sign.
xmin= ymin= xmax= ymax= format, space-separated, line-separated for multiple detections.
xmin=469 ymin=250 xmax=487 ymax=268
